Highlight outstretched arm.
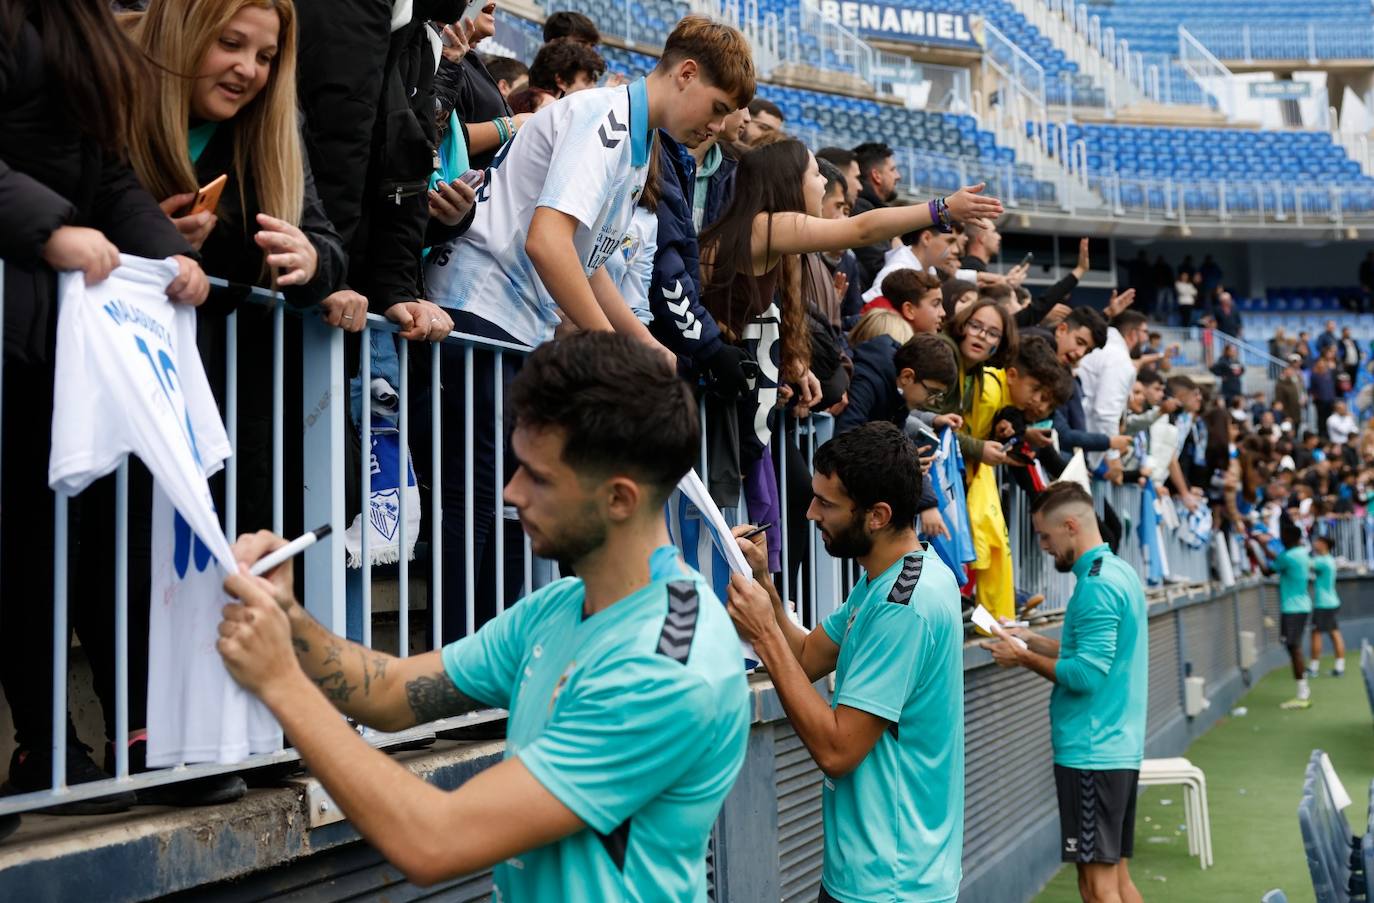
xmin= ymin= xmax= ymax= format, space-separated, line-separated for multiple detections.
xmin=754 ymin=184 xmax=1003 ymax=261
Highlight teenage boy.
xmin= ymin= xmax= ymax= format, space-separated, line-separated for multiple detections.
xmin=727 ymin=423 xmax=965 ymax=903
xmin=1309 ymin=534 xmax=1346 ymax=677
xmin=424 ymin=16 xmax=757 ymax=638
xmin=216 ymin=334 xmax=750 ymax=900
xmin=1272 ymin=522 xmax=1315 ymax=709
xmin=984 ymin=481 xmax=1148 ymax=903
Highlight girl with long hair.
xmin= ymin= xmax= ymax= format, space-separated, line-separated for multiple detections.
xmin=933 ymin=297 xmax=1020 ymax=466
xmin=698 ymin=139 xmax=999 ymax=459
xmin=0 ymin=0 xmax=208 ymax=811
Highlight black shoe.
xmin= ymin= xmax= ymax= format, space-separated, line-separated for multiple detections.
xmin=104 ymin=738 xmax=247 ymax=807
xmin=1 ymin=746 xmax=136 ymax=815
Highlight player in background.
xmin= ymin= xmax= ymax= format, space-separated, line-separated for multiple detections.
xmin=1309 ymin=534 xmax=1345 ymax=678
xmin=1271 ymin=521 xmax=1316 ymax=709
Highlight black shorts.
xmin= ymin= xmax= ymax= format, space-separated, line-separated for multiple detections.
xmin=1314 ymin=608 xmax=1340 ymax=632
xmin=1281 ymin=612 xmax=1310 ymax=647
xmin=1055 ymin=765 xmax=1139 ymax=864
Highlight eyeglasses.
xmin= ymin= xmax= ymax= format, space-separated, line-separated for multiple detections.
xmin=920 ymin=381 xmax=948 ymax=405
xmin=966 ymin=321 xmax=1003 ymax=343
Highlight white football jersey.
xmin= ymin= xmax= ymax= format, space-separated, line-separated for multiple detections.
xmin=48 ymin=255 xmax=280 ymax=765
xmin=426 ymin=78 xmax=654 ymax=346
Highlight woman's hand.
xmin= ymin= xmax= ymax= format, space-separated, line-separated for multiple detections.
xmin=932 ymin=413 xmax=963 ymax=430
xmin=158 ymin=193 xmax=216 ymax=251
xmin=944 ymin=183 xmax=1004 ymax=223
xmin=429 ymin=178 xmax=478 ymax=227
xmin=439 ymin=23 xmax=469 ymax=64
xmin=981 ymin=440 xmax=1008 ymax=465
xmin=42 ymin=226 xmax=120 ymax=284
xmin=254 ymin=213 xmax=318 ymax=287
xmin=167 ymin=255 xmax=209 ymax=306
xmin=794 ymin=370 xmax=822 ymax=417
xmin=320 ymin=290 xmax=368 ymax=333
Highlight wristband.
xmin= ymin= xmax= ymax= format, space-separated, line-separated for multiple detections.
xmin=506 ymin=115 xmax=518 ymax=136
xmin=930 ymin=197 xmax=953 ymax=233
xmin=493 ymin=117 xmax=509 ymax=144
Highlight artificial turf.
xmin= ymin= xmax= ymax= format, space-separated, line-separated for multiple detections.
xmin=1033 ymin=656 xmax=1374 ymax=903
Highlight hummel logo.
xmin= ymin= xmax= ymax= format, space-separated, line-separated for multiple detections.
xmin=599 ymin=108 xmax=628 ymax=149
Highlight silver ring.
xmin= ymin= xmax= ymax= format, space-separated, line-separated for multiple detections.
xmin=342 ymin=315 xmax=353 ymax=321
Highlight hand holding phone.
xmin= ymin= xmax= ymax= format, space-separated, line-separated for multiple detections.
xmin=190 ymin=174 xmax=228 ymax=217
xmin=458 ymin=168 xmax=484 ymax=188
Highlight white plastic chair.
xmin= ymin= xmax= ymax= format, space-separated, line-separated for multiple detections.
xmin=1139 ymin=757 xmax=1213 ymax=868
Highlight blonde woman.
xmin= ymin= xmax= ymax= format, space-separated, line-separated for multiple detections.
xmin=125 ymin=0 xmax=349 ymax=320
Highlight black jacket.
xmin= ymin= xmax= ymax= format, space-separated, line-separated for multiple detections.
xmin=436 ymin=53 xmax=511 ymax=171
xmin=648 ymin=132 xmax=725 ymax=367
xmin=0 ymin=13 xmax=191 ymax=365
xmin=194 ymin=123 xmax=346 ymax=315
xmin=836 ymin=335 xmax=903 ymax=434
xmin=296 ymin=1 xmax=463 ymax=312
xmin=850 ymin=184 xmax=890 ymax=291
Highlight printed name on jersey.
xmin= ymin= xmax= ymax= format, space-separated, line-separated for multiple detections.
xmin=598 ymin=108 xmax=628 ymax=149
xmin=103 ymin=297 xmax=174 ymax=349
xmin=586 ymin=229 xmax=622 ymax=271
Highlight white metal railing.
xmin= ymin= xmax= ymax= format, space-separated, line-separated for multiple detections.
xmin=1009 ymin=0 xmax=1144 ymax=112
xmin=1178 ymin=26 xmax=1240 ymax=120
xmin=981 ymin=21 xmax=1049 ymax=166
xmin=1188 ymin=22 xmax=1374 ymax=65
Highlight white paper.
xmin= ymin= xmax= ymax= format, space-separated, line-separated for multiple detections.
xmin=972 ymin=604 xmax=1028 ymax=650
xmin=675 ymin=470 xmax=757 ymax=662
xmin=1320 ymin=752 xmax=1353 ymax=811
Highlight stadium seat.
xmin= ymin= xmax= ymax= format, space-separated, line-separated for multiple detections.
xmin=1297 ymin=750 xmax=1366 ymax=903
xmin=1260 ymin=892 xmax=1288 ymax=903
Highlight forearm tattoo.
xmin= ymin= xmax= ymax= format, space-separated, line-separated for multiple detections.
xmin=404 ymin=672 xmax=484 ymax=724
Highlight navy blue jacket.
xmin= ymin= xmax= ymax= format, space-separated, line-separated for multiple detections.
xmin=648 ymin=131 xmax=725 ymax=367
xmin=836 ymin=335 xmax=904 ymax=434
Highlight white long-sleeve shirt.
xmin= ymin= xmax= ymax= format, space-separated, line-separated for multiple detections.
xmin=1076 ymin=327 xmax=1137 ymax=465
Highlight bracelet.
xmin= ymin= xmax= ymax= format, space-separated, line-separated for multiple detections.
xmin=506 ymin=115 xmax=518 ymax=136
xmin=493 ymin=116 xmax=509 ymax=144
xmin=929 ymin=197 xmax=953 ymax=233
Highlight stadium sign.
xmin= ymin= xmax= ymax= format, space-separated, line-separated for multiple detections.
xmin=1248 ymin=81 xmax=1312 ymax=100
xmin=817 ymin=1 xmax=981 ymax=48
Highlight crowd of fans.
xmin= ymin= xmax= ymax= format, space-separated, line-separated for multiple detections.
xmin=3 ymin=0 xmax=1373 ymax=810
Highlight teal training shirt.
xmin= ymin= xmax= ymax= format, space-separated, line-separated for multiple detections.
xmin=817 ymin=547 xmax=965 ymax=903
xmin=441 ymin=546 xmax=750 ymax=902
xmin=1050 ymin=544 xmax=1149 ymax=771
xmin=1313 ymin=552 xmax=1339 ymax=610
xmin=1274 ymin=546 xmax=1314 ymax=614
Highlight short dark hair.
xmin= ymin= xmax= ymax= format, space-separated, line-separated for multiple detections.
xmin=816 ymin=146 xmax=856 ymax=170
xmin=852 ymin=141 xmax=894 ymax=180
xmin=1030 ymin=480 xmax=1095 ymax=519
xmin=508 ymin=333 xmax=698 ymax=503
xmin=1280 ymin=520 xmax=1303 ymax=549
xmin=1111 ymin=310 xmax=1148 ymax=334
xmin=1137 ymin=367 xmax=1163 ymax=387
xmin=1167 ymin=375 xmax=1198 ymax=395
xmin=816 ymin=157 xmax=846 ymax=199
xmin=484 ymin=55 xmax=530 ymax=86
xmin=814 ymin=422 xmax=922 ymax=530
xmin=529 ymin=38 xmax=606 ymax=93
xmin=747 ymin=97 xmax=784 ymax=120
xmin=1063 ymin=305 xmax=1108 ymax=350
xmin=1313 ymin=533 xmax=1333 ymax=552
xmin=893 ymin=334 xmax=958 ymax=387
xmin=1013 ymin=335 xmax=1073 ymax=407
xmin=543 ymin=10 xmax=600 ymax=44
xmin=881 ymin=268 xmax=939 ymax=308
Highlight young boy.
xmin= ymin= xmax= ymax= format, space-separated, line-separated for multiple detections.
xmin=1272 ymin=522 xmax=1315 ymax=709
xmin=1309 ymin=534 xmax=1346 ymax=677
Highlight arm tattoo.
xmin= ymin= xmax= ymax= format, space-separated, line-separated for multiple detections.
xmin=292 ymin=637 xmax=310 ymax=655
xmin=322 ymin=642 xmax=343 ymax=667
xmin=405 ymin=672 xmax=483 ymax=724
xmin=313 ymin=670 xmax=357 ymax=703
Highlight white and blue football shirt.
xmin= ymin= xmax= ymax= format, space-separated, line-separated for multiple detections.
xmin=426 ymin=79 xmax=654 ymax=346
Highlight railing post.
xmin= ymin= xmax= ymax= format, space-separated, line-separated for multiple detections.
xmin=1242 ymin=25 xmax=1251 ymax=63
xmin=301 ymin=316 xmax=347 ymax=632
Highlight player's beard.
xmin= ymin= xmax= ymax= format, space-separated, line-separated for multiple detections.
xmin=820 ymin=513 xmax=872 ymax=560
xmin=1052 ymin=545 xmax=1076 ymax=573
xmin=530 ymin=499 xmax=607 ymax=567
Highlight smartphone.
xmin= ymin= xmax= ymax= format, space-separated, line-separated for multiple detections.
xmin=189 ymin=173 xmax=228 ymax=217
xmin=458 ymin=168 xmax=484 ymax=188
xmin=1018 ymin=251 xmax=1034 ymax=268
xmin=459 ymin=0 xmax=482 ymax=24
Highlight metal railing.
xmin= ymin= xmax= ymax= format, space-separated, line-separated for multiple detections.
xmin=981 ymin=20 xmax=1050 ymax=166
xmin=1188 ymin=22 xmax=1374 ymax=65
xmin=1178 ymin=26 xmax=1240 ymax=119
